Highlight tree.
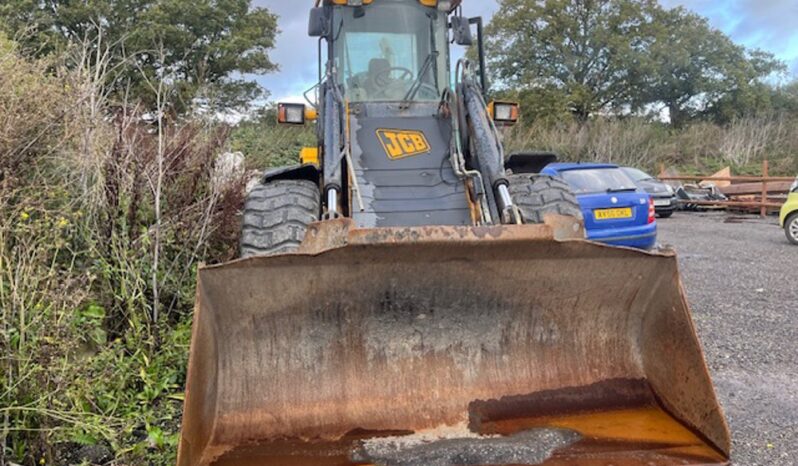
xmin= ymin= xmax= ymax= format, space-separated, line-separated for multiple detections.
xmin=484 ymin=0 xmax=785 ymax=126
xmin=770 ymin=80 xmax=798 ymax=116
xmin=485 ymin=0 xmax=660 ymax=121
xmin=639 ymin=7 xmax=784 ymax=126
xmin=0 ymin=0 xmax=278 ymax=113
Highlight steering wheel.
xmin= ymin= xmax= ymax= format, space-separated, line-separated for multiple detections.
xmin=374 ymin=66 xmax=413 ymax=87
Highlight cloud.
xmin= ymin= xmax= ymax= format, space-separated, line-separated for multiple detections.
xmin=251 ymin=1 xmax=322 ymax=102
xmin=661 ymin=0 xmax=798 ymax=76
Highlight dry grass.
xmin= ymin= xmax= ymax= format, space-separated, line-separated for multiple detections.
xmin=502 ymin=116 xmax=798 ymax=175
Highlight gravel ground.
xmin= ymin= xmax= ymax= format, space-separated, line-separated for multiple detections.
xmin=657 ymin=212 xmax=797 ymax=466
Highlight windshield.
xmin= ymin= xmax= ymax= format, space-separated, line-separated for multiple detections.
xmin=332 ymin=1 xmax=448 ymax=102
xmin=621 ymin=167 xmax=654 ymax=182
xmin=561 ymin=168 xmax=639 ymax=195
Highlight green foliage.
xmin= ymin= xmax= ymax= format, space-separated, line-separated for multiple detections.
xmin=230 ymin=107 xmax=318 ymax=169
xmin=770 ymin=81 xmax=798 ymax=115
xmin=486 ymin=0 xmax=785 ymax=124
xmin=487 ymin=0 xmax=660 ymax=120
xmin=496 ymin=87 xmax=574 ymax=125
xmin=0 ymin=0 xmax=279 ymax=113
xmin=639 ymin=7 xmax=784 ymax=126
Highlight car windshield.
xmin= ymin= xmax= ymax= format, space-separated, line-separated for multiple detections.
xmin=561 ymin=168 xmax=639 ymax=195
xmin=332 ymin=1 xmax=448 ymax=102
xmin=621 ymin=167 xmax=655 ymax=182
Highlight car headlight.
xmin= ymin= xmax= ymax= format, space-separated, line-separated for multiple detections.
xmin=665 ymin=184 xmax=675 ymax=195
xmin=791 ymin=177 xmax=798 ymax=193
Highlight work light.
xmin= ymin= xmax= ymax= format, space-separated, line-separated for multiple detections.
xmin=278 ymin=103 xmax=306 ymax=125
xmin=489 ymin=101 xmax=520 ymax=125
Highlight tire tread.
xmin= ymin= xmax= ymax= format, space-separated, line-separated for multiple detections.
xmin=507 ymin=174 xmax=583 ymax=224
xmin=239 ymin=180 xmax=320 ymax=258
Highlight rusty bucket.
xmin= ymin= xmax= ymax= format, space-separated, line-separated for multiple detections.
xmin=177 ymin=218 xmax=730 ymax=466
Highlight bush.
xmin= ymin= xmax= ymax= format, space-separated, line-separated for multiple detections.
xmin=0 ymin=34 xmax=71 ymax=189
xmin=229 ymin=107 xmax=317 ymax=170
xmin=0 ymin=33 xmax=243 ymax=465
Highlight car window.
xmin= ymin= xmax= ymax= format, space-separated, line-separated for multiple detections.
xmin=621 ymin=167 xmax=653 ymax=182
xmin=561 ymin=168 xmax=639 ymax=195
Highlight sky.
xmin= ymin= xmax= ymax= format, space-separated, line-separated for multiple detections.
xmin=253 ymin=0 xmax=798 ymax=103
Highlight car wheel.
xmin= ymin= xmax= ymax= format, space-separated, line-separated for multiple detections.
xmin=786 ymin=213 xmax=798 ymax=245
xmin=658 ymin=211 xmax=674 ymax=219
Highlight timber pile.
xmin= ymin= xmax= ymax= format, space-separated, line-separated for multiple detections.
xmin=709 ymin=167 xmax=790 ymax=214
xmin=659 ymin=165 xmax=793 ymax=215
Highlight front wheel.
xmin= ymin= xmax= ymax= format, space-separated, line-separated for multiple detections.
xmin=786 ymin=213 xmax=798 ymax=245
xmin=507 ymin=174 xmax=583 ymax=225
xmin=240 ymin=180 xmax=321 ymax=258
xmin=658 ymin=211 xmax=674 ymax=219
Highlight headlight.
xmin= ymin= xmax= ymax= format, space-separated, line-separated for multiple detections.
xmin=665 ymin=184 xmax=675 ymax=195
xmin=791 ymin=177 xmax=798 ymax=193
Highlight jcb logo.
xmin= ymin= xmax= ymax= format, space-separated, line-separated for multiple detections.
xmin=376 ymin=129 xmax=430 ymax=160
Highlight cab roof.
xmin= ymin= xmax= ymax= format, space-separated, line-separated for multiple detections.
xmin=315 ymin=0 xmax=463 ymax=10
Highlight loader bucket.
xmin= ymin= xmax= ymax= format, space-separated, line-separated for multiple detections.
xmin=177 ymin=218 xmax=730 ymax=466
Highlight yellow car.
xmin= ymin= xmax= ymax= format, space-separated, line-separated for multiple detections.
xmin=781 ymin=177 xmax=798 ymax=244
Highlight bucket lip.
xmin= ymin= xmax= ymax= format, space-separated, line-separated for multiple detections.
xmin=201 ymin=218 xmax=675 ymax=271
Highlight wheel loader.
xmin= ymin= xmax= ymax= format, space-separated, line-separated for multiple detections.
xmin=177 ymin=1 xmax=731 ymax=465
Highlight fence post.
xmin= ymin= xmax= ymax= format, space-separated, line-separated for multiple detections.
xmin=760 ymin=159 xmax=769 ymax=218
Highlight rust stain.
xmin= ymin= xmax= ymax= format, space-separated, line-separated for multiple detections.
xmin=205 ymin=391 xmax=728 ymax=466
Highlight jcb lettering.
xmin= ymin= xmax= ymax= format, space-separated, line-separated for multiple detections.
xmin=377 ymin=129 xmax=431 ymax=160
xmin=381 ymin=131 xmax=404 ymax=158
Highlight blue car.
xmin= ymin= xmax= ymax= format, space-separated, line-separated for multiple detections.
xmin=542 ymin=163 xmax=657 ymax=250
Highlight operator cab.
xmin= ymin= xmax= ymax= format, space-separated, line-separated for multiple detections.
xmin=332 ymin=0 xmax=450 ymax=102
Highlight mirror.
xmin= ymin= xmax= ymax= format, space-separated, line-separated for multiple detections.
xmin=451 ymin=16 xmax=473 ymax=46
xmin=308 ymin=7 xmax=328 ymax=38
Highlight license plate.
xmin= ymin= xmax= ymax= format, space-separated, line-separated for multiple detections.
xmin=654 ymin=199 xmax=671 ymax=207
xmin=594 ymin=208 xmax=633 ymax=220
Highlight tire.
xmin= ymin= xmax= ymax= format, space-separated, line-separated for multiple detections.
xmin=240 ymin=180 xmax=321 ymax=258
xmin=507 ymin=174 xmax=583 ymax=224
xmin=786 ymin=213 xmax=798 ymax=246
xmin=658 ymin=211 xmax=674 ymax=219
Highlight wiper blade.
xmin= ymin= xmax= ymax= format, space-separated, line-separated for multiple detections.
xmin=606 ymin=187 xmax=638 ymax=193
xmin=403 ymin=51 xmax=438 ymax=103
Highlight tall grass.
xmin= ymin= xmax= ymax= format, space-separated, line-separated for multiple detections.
xmin=503 ymin=116 xmax=798 ymax=175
